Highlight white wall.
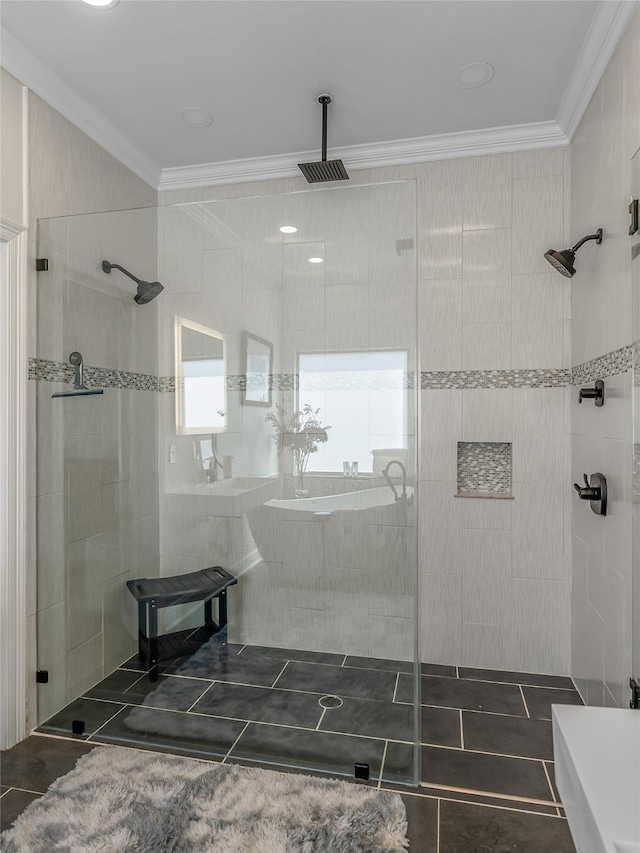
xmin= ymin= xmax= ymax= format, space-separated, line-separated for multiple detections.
xmin=569 ymin=7 xmax=639 ymax=707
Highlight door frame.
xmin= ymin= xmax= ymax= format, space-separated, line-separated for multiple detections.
xmin=0 ymin=218 xmax=29 ymax=749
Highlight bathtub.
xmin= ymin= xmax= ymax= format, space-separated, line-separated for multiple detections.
xmin=264 ymin=485 xmax=414 ymax=513
xmin=243 ymin=483 xmax=417 ymax=658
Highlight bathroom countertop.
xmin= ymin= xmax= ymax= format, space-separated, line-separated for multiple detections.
xmin=552 ymin=705 xmax=640 ymax=853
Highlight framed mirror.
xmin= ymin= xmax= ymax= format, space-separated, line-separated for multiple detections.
xmin=175 ymin=317 xmax=226 ymax=434
xmin=242 ymin=331 xmax=273 ymax=406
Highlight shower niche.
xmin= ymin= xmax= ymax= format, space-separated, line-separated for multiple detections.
xmin=456 ymin=441 xmax=513 ymax=499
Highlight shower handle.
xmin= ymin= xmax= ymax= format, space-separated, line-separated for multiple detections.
xmin=573 ymin=473 xmax=607 ymax=516
xmin=573 ymin=474 xmax=600 ymax=499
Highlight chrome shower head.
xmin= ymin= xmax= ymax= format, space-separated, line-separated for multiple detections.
xmin=544 ymin=229 xmax=603 ymax=278
xmin=102 ymin=260 xmax=164 ymax=304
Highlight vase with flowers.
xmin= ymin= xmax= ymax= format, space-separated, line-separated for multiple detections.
xmin=266 ymin=403 xmax=331 ymax=496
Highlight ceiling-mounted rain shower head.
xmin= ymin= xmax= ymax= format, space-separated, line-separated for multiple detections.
xmin=298 ymin=95 xmax=349 ymax=183
xmin=544 ymin=229 xmax=603 ymax=278
xmin=102 ymin=260 xmax=164 ymax=304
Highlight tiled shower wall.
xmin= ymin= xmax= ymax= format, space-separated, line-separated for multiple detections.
xmin=416 ymin=151 xmax=572 ymax=674
xmin=569 ymin=7 xmax=639 ymax=708
xmin=160 ymin=147 xmax=574 ymax=676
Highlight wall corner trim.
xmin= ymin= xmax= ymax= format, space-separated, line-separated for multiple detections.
xmin=557 ymin=0 xmax=639 ymax=140
xmin=0 ymin=218 xmax=29 ymax=749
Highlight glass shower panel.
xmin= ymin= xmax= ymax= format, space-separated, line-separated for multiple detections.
xmin=241 ymin=183 xmax=418 ymax=782
xmin=36 ymin=181 xmax=419 ymax=786
xmin=632 ymin=146 xmax=640 ymax=702
xmin=35 ymin=206 xmax=159 ymax=725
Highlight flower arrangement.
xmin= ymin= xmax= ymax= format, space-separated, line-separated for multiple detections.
xmin=266 ymin=403 xmax=330 ymax=495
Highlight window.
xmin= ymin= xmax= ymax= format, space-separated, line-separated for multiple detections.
xmin=298 ymin=350 xmax=408 ymax=474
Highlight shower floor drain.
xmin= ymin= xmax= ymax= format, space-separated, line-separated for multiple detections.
xmin=318 ymin=695 xmax=343 ymax=709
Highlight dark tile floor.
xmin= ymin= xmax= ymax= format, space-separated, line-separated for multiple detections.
xmin=1 ymin=633 xmax=582 ymax=851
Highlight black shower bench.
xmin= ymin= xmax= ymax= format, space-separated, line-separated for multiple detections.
xmin=126 ymin=566 xmax=237 ymax=680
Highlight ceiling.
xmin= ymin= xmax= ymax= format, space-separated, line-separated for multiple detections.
xmin=0 ymin=1 xmax=636 ymax=190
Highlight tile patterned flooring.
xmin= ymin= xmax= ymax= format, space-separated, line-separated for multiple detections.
xmin=1 ymin=634 xmax=582 ymax=850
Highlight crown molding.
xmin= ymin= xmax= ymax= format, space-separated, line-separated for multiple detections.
xmin=0 ymin=28 xmax=161 ymax=189
xmin=557 ymin=0 xmax=638 ymax=140
xmin=158 ymin=121 xmax=569 ymax=191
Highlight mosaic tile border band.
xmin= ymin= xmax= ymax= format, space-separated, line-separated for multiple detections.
xmin=571 ymin=344 xmax=633 ymax=385
xmin=31 ymin=358 xmax=158 ymax=392
xmin=30 ymin=345 xmax=637 ymax=392
xmin=420 ymin=369 xmax=569 ymax=389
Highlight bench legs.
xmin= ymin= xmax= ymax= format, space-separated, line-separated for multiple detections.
xmin=218 ymin=589 xmax=228 ymax=628
xmin=136 ymin=599 xmax=159 ymax=681
xmin=136 ymin=591 xmax=228 ymax=681
xmin=148 ymin=599 xmax=159 ymax=682
xmin=204 ymin=590 xmax=228 ymax=631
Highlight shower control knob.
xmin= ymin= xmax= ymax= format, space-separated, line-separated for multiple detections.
xmin=573 ymin=473 xmax=607 ymax=516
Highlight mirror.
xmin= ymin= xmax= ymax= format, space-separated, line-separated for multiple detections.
xmin=175 ymin=317 xmax=226 ymax=434
xmin=242 ymin=331 xmax=273 ymax=406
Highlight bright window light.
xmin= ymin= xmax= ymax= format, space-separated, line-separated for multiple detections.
xmin=298 ymin=350 xmax=408 ymax=474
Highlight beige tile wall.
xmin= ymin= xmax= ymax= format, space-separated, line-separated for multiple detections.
xmin=569 ymin=7 xmax=639 ymax=707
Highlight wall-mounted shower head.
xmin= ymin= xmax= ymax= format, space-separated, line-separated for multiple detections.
xmin=298 ymin=95 xmax=349 ymax=183
xmin=544 ymin=229 xmax=603 ymax=278
xmin=102 ymin=260 xmax=164 ymax=304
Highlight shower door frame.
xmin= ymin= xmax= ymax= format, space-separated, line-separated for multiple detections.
xmin=0 ymin=218 xmax=29 ymax=749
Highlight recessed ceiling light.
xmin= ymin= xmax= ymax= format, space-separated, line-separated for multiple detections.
xmin=280 ymin=226 xmax=297 ymax=234
xmin=308 ymin=257 xmax=323 ymax=264
xmin=179 ymin=107 xmax=213 ymax=128
xmin=82 ymin=0 xmax=119 ymax=7
xmin=453 ymin=61 xmax=495 ymax=89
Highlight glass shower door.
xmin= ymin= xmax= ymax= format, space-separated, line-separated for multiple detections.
xmin=35 ymin=181 xmax=420 ymax=787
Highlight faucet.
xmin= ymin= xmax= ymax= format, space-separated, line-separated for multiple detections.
xmin=382 ymin=460 xmax=411 ymax=504
xmin=205 ymin=435 xmax=224 ymax=483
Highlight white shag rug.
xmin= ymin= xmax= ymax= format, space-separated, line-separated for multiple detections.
xmin=0 ymin=746 xmax=409 ymax=852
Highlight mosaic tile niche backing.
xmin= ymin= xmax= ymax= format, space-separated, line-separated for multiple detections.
xmin=457 ymin=442 xmax=512 ymax=497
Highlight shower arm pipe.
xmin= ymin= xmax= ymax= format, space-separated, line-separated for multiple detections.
xmin=102 ymin=261 xmax=142 ymax=285
xmin=571 ymin=230 xmax=603 ymax=252
xmin=320 ymin=95 xmax=330 ymax=162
